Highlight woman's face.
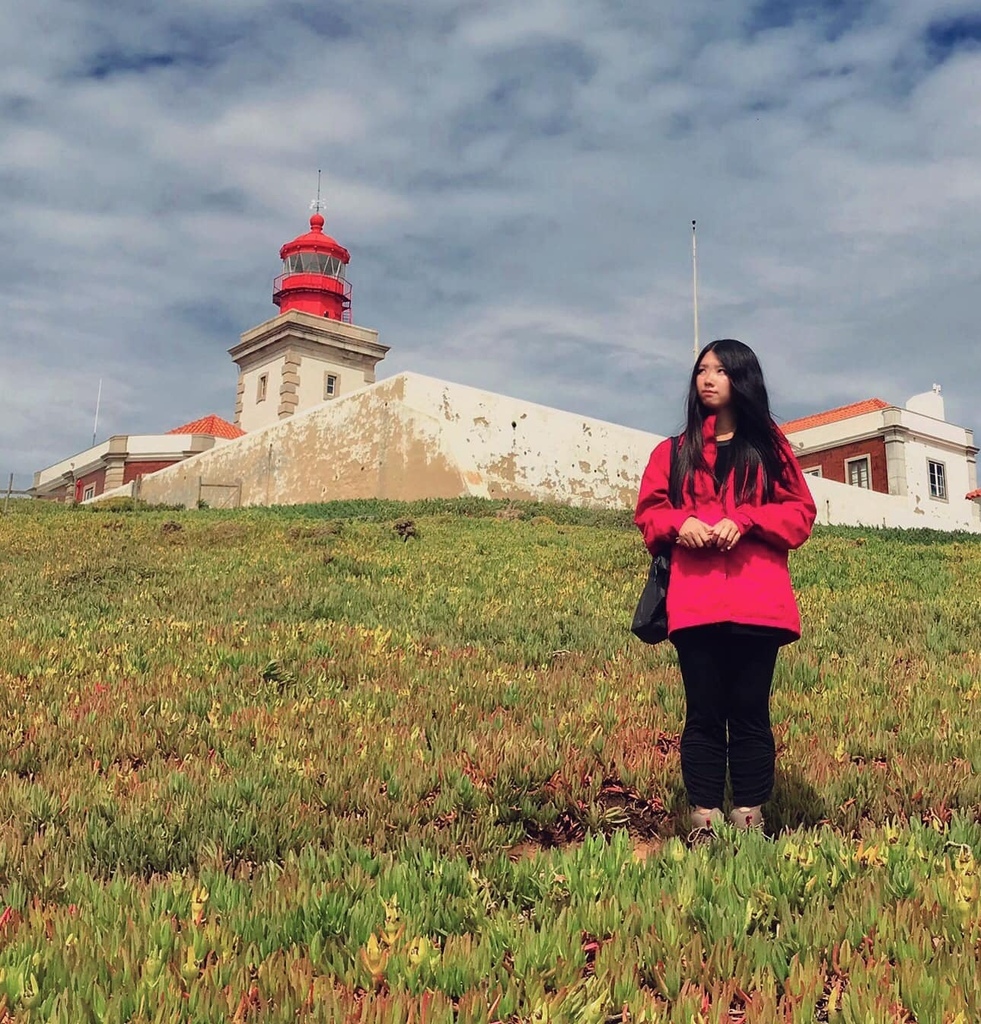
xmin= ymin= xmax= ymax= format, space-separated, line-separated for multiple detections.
xmin=696 ymin=349 xmax=732 ymax=412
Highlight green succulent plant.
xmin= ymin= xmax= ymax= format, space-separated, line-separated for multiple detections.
xmin=0 ymin=501 xmax=978 ymax=1020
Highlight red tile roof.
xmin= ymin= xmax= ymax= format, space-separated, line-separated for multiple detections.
xmin=167 ymin=414 xmax=245 ymax=440
xmin=967 ymin=489 xmax=981 ymax=501
xmin=781 ymin=398 xmax=890 ymax=434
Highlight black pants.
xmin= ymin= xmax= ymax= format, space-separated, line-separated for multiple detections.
xmin=672 ymin=625 xmax=780 ymax=809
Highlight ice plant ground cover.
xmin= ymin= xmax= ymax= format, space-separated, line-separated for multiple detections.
xmin=0 ymin=498 xmax=979 ymax=1023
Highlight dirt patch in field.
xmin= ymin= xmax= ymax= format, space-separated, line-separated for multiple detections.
xmin=508 ymin=778 xmax=668 ymax=860
xmin=508 ymin=834 xmax=664 ymax=862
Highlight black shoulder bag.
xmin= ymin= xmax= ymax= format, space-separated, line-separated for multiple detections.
xmin=630 ymin=435 xmax=681 ymax=645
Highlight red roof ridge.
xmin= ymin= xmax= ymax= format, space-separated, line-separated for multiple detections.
xmin=167 ymin=414 xmax=245 ymax=440
xmin=781 ymin=398 xmax=891 ymax=434
xmin=966 ymin=488 xmax=981 ymax=500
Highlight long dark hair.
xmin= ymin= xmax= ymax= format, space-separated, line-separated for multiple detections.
xmin=675 ymin=339 xmax=788 ymax=505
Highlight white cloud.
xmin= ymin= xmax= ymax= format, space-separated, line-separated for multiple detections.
xmin=456 ymin=1 xmax=581 ymax=49
xmin=1 ymin=0 xmax=980 ymax=489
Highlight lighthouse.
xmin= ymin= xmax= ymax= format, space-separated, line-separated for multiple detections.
xmin=229 ymin=206 xmax=389 ymax=433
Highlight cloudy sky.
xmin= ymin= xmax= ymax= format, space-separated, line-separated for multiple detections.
xmin=2 ymin=0 xmax=980 ymax=488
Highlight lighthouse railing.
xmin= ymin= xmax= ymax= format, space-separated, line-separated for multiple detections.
xmin=272 ymin=272 xmax=352 ymax=299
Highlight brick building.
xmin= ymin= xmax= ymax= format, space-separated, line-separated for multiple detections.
xmin=782 ymin=387 xmax=978 ymax=510
xmin=33 ymin=415 xmax=244 ymax=502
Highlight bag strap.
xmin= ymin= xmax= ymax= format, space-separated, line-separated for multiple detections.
xmin=667 ymin=434 xmax=681 ymax=509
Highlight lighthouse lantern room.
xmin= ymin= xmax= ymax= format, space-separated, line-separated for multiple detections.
xmin=273 ymin=212 xmax=353 ymax=322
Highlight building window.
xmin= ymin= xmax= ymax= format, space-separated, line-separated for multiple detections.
xmin=802 ymin=466 xmax=823 ymax=478
xmin=846 ymin=456 xmax=871 ymax=489
xmin=324 ymin=373 xmax=338 ymax=400
xmin=928 ymin=460 xmax=947 ymax=500
xmin=257 ymin=374 xmax=268 ymax=402
xmin=82 ymin=485 xmax=95 ymax=501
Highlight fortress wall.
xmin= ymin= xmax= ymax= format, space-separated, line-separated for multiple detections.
xmin=117 ymin=373 xmax=660 ymax=510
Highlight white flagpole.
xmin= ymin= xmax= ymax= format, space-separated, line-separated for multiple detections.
xmin=692 ymin=220 xmax=700 ymax=361
xmin=92 ymin=378 xmax=103 ymax=447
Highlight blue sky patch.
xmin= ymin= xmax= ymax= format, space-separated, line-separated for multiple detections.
xmin=81 ymin=50 xmax=179 ymax=80
xmin=925 ymin=15 xmax=981 ymax=61
xmin=286 ymin=3 xmax=357 ymax=41
xmin=747 ymin=0 xmax=865 ymax=40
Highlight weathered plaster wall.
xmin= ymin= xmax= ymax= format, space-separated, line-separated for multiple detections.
xmin=130 ymin=373 xmax=660 ymax=510
xmin=397 ymin=374 xmax=658 ymax=506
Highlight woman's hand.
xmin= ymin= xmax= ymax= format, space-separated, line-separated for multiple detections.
xmin=676 ymin=517 xmax=715 ymax=548
xmin=710 ymin=517 xmax=742 ymax=551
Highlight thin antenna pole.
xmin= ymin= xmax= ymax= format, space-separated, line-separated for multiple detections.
xmin=310 ymin=170 xmax=325 ymax=215
xmin=92 ymin=378 xmax=103 ymax=447
xmin=691 ymin=220 xmax=700 ymax=361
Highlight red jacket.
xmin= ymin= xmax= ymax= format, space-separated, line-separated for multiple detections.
xmin=634 ymin=416 xmax=817 ymax=639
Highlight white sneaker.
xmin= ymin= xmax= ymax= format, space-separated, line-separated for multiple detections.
xmin=687 ymin=806 xmax=723 ymax=844
xmin=728 ymin=806 xmax=764 ymax=830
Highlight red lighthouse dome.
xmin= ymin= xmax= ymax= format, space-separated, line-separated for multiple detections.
xmin=273 ymin=211 xmax=353 ymax=322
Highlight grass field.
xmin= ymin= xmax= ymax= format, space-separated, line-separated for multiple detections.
xmin=0 ymin=498 xmax=979 ymax=1022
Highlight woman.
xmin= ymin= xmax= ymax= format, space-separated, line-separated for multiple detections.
xmin=634 ymin=339 xmax=816 ymax=836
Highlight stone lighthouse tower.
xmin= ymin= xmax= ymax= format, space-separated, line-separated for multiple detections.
xmin=229 ymin=206 xmax=389 ymax=432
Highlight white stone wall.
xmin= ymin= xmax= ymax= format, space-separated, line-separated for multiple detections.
xmin=806 ymin=474 xmax=979 ymax=531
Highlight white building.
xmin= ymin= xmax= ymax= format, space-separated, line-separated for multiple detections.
xmin=783 ymin=386 xmax=979 ymax=526
xmin=33 ymin=415 xmax=243 ymax=502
